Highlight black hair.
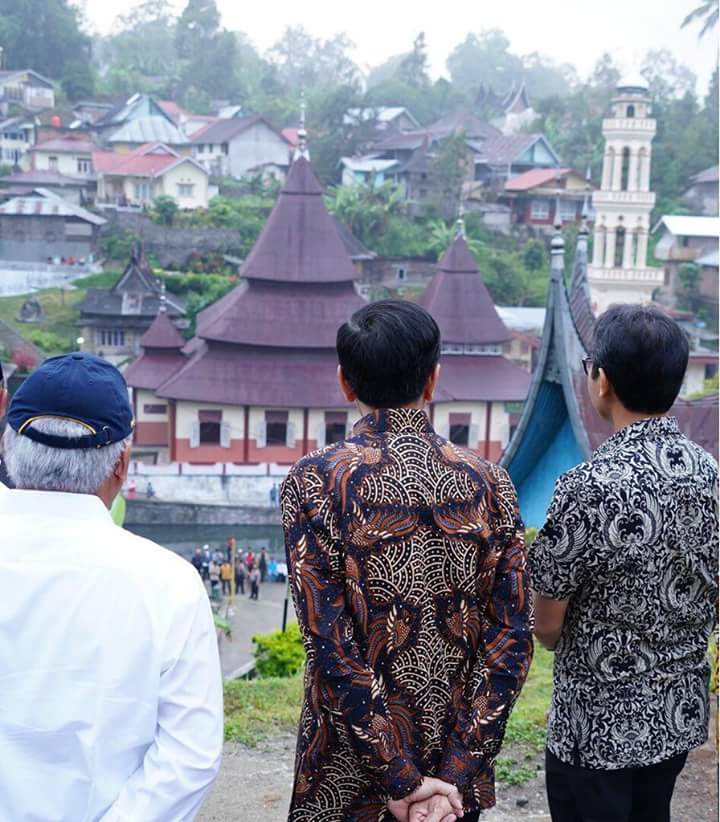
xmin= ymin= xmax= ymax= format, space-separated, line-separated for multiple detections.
xmin=337 ymin=300 xmax=441 ymax=408
xmin=592 ymin=304 xmax=689 ymax=414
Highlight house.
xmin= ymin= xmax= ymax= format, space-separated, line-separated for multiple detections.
xmin=340 ymin=156 xmax=402 ymax=187
xmin=500 ymin=168 xmax=595 ymax=229
xmin=418 ymin=225 xmax=531 ymax=459
xmin=0 ymin=115 xmax=36 ymax=167
xmin=190 ymin=114 xmax=292 ymax=180
xmin=125 ymin=153 xmax=367 ymax=465
xmin=89 ymin=94 xmax=190 ymax=152
xmin=682 ymin=166 xmax=719 ymax=216
xmin=344 ymin=106 xmax=421 ymax=133
xmin=0 ymin=188 xmax=105 ymax=262
xmin=475 ymin=81 xmax=536 ymax=134
xmin=0 ymin=70 xmax=55 ymax=113
xmin=496 ymin=306 xmax=546 ymax=372
xmin=93 ymin=143 xmax=209 ymax=209
xmin=26 ymin=135 xmax=97 ymax=178
xmin=76 ymin=246 xmax=186 ymax=366
xmin=501 ymin=221 xmax=718 ymax=527
xmin=0 ymin=169 xmax=95 ymax=205
xmin=469 ymin=133 xmax=560 ymax=188
xmin=652 ymin=215 xmax=720 ymax=307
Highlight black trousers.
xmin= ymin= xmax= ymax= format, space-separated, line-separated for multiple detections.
xmin=545 ymin=748 xmax=688 ymax=822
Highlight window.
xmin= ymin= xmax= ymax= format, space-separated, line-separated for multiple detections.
xmin=266 ymin=410 xmax=288 ymax=446
xmin=558 ymin=200 xmax=578 ymax=222
xmin=627 ymin=104 xmax=635 ymax=118
xmin=199 ymin=409 xmax=222 ymax=444
xmin=620 ymin=146 xmax=631 ymax=191
xmin=77 ymin=157 xmax=91 ymax=174
xmin=221 ymin=142 xmax=229 ymax=155
xmin=614 ymin=226 xmax=625 ymax=268
xmin=177 ymin=183 xmax=194 ymax=198
xmin=449 ymin=413 xmax=471 ymax=447
xmin=325 ymin=411 xmax=347 ymax=446
xmin=48 ymin=155 xmax=58 ymax=170
xmin=97 ymin=329 xmax=126 ymax=347
xmin=530 ymin=199 xmax=550 ymax=220
xmin=143 ymin=403 xmax=168 ymax=415
xmin=134 ymin=181 xmax=151 ymax=201
xmin=396 ymin=266 xmax=407 ymax=282
xmin=681 ymin=236 xmax=690 ymax=248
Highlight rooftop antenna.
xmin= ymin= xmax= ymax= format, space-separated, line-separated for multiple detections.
xmin=295 ymin=89 xmax=309 ymax=161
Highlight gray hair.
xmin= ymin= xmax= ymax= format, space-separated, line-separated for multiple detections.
xmin=2 ymin=418 xmax=132 ymax=494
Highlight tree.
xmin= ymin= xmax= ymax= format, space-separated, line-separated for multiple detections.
xmin=152 ymin=195 xmax=179 ymax=227
xmin=681 ymin=0 xmax=719 ymax=37
xmin=0 ymin=0 xmax=94 ymax=99
xmin=398 ymin=33 xmax=430 ymax=89
xmin=427 ymin=132 xmax=471 ymax=219
xmin=175 ymin=0 xmax=237 ymax=101
xmin=641 ymin=49 xmax=697 ymax=103
xmin=446 ymin=31 xmax=523 ymax=98
xmin=523 ymin=239 xmax=546 ymax=272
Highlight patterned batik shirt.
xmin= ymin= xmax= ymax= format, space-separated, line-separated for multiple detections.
xmin=280 ymin=408 xmax=533 ymax=822
xmin=529 ymin=415 xmax=719 ymax=770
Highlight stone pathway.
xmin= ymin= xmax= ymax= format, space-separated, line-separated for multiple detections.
xmin=198 ymin=727 xmax=718 ymax=821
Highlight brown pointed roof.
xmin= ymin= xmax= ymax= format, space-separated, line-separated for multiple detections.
xmin=420 ymin=234 xmax=511 ymax=345
xmin=238 ymin=155 xmax=358 ymax=284
xmin=140 ymin=309 xmax=185 ymax=349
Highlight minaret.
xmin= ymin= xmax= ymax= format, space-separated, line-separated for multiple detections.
xmin=587 ymin=76 xmax=664 ymax=313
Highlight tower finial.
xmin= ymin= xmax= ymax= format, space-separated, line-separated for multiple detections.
xmin=159 ymin=281 xmax=167 ymax=314
xmin=295 ymin=89 xmax=309 ymax=160
xmin=580 ymin=163 xmax=592 ymax=233
xmin=455 ymin=201 xmax=465 ymax=238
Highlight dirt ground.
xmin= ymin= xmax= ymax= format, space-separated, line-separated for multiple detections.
xmin=198 ymin=729 xmax=718 ymax=822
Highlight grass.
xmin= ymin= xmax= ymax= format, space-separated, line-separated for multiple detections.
xmin=223 ymin=645 xmax=554 ymax=775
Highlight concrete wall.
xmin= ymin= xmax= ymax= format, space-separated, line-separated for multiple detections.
xmin=32 ymin=150 xmax=93 ymax=177
xmin=227 ymin=123 xmax=290 ymax=178
xmin=125 ymin=499 xmax=280 ymax=526
xmin=100 ymin=211 xmax=244 ymax=267
xmin=433 ymin=400 xmax=511 ymax=462
xmin=0 ymin=215 xmax=98 ymax=262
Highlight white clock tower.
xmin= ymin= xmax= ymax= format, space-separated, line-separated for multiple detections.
xmin=588 ymin=77 xmax=664 ymax=312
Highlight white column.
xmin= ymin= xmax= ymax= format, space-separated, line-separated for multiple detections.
xmin=601 ymin=150 xmax=613 ymax=190
xmin=636 ymin=229 xmax=649 ymax=268
xmin=592 ymin=226 xmax=605 ymax=266
xmin=611 ymin=146 xmax=623 ymax=191
xmin=627 ymin=151 xmax=639 ymax=192
xmin=622 ymin=228 xmax=634 ymax=268
xmin=640 ymin=150 xmax=651 ymax=191
xmin=604 ymin=228 xmax=617 ymax=268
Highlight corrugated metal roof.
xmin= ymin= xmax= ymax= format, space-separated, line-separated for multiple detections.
xmin=505 ymin=168 xmax=572 ymax=191
xmin=496 ymin=306 xmax=547 ymax=332
xmin=107 ymin=117 xmax=188 ymax=145
xmin=689 ymin=165 xmax=719 ymax=185
xmin=340 ymin=156 xmax=399 ymax=173
xmin=654 ymin=215 xmax=720 ymax=239
xmin=31 ymin=137 xmax=98 ymax=155
xmin=0 ymin=189 xmax=105 ymax=225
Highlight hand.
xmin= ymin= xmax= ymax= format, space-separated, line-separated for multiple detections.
xmin=387 ymin=777 xmax=464 ymax=822
xmin=409 ymin=794 xmax=461 ymax=822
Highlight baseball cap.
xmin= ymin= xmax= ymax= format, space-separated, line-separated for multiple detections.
xmin=7 ymin=352 xmax=134 ymax=449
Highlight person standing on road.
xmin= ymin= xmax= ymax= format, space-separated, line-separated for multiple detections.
xmin=220 ymin=558 xmax=233 ymax=596
xmin=191 ymin=547 xmax=204 ymax=577
xmin=245 ymin=549 xmax=255 ymax=573
xmin=201 ymin=544 xmax=211 ymax=581
xmin=235 ymin=556 xmax=246 ymax=595
xmin=281 ymin=301 xmax=532 ymax=822
xmin=258 ymin=548 xmax=268 ymax=583
xmin=208 ymin=558 xmax=221 ymax=601
xmin=531 ymin=305 xmax=719 ymax=822
xmin=0 ymin=353 xmax=223 ymax=821
xmin=249 ymin=563 xmax=260 ymax=600
xmin=0 ymin=361 xmax=9 ymax=489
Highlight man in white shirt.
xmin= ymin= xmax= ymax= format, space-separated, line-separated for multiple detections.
xmin=0 ymin=360 xmax=8 ymax=488
xmin=0 ymin=352 xmax=223 ymax=821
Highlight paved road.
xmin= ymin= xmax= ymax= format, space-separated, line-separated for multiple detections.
xmin=216 ymin=581 xmax=293 ymax=677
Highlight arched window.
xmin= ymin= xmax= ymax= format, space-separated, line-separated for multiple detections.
xmin=604 ymin=147 xmax=615 ymax=189
xmin=627 ymin=104 xmax=635 ymax=118
xmin=620 ymin=147 xmax=631 ymax=191
xmin=637 ymin=147 xmax=647 ymax=190
xmin=614 ymin=226 xmax=625 ymax=268
xmin=631 ymin=230 xmax=639 ymax=268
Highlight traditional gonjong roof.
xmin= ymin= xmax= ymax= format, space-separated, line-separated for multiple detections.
xmin=131 ymin=150 xmax=366 ymax=408
xmin=419 ymin=220 xmax=530 ymax=404
xmin=76 ymin=245 xmax=185 ymax=320
xmin=502 ymin=218 xmax=719 ymax=527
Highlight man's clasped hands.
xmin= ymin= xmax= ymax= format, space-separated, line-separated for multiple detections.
xmin=387 ymin=777 xmax=465 ymax=822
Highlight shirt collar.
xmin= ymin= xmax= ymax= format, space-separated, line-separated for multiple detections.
xmin=593 ymin=415 xmax=680 ymax=458
xmin=0 ymin=488 xmax=113 ymax=522
xmin=353 ymin=407 xmax=435 ymax=437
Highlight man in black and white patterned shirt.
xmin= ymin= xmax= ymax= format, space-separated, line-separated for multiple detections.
xmin=530 ymin=304 xmax=718 ymax=822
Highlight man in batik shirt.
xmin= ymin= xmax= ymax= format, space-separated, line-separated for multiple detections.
xmin=281 ymin=300 xmax=533 ymax=822
xmin=531 ymin=304 xmax=719 ymax=822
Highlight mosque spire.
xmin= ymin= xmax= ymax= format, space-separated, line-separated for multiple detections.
xmin=159 ymin=281 xmax=167 ymax=314
xmin=295 ymin=89 xmax=310 ymax=161
xmin=455 ymin=202 xmax=465 ymax=238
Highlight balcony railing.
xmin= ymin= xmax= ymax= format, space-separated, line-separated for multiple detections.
xmin=602 ymin=118 xmax=656 ymax=134
xmin=587 ymin=265 xmax=665 ymax=284
xmin=592 ymin=191 xmax=656 ymax=206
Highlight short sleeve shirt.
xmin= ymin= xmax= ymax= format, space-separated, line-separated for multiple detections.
xmin=529 ymin=416 xmax=719 ymax=769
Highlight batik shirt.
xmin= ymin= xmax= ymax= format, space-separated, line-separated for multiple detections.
xmin=529 ymin=416 xmax=719 ymax=770
xmin=281 ymin=408 xmax=533 ymax=822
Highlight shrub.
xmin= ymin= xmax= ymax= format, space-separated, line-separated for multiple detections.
xmin=28 ymin=329 xmax=65 ymax=353
xmin=252 ymin=622 xmax=305 ymax=678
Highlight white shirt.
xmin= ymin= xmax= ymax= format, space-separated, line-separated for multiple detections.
xmin=0 ymin=489 xmax=223 ymax=821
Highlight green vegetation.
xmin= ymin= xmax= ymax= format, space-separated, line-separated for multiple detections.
xmin=690 ymin=373 xmax=720 ymax=400
xmin=224 ymin=674 xmax=303 ymax=745
xmin=252 ymin=622 xmax=306 ymax=679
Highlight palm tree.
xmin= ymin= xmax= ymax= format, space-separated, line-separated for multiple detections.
xmin=681 ymin=0 xmax=719 ymax=37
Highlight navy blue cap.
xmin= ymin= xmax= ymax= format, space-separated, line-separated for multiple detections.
xmin=7 ymin=352 xmax=134 ymax=449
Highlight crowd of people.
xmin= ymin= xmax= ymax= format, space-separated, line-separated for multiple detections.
xmin=0 ymin=298 xmax=716 ymax=822
xmin=189 ymin=542 xmax=286 ymax=601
